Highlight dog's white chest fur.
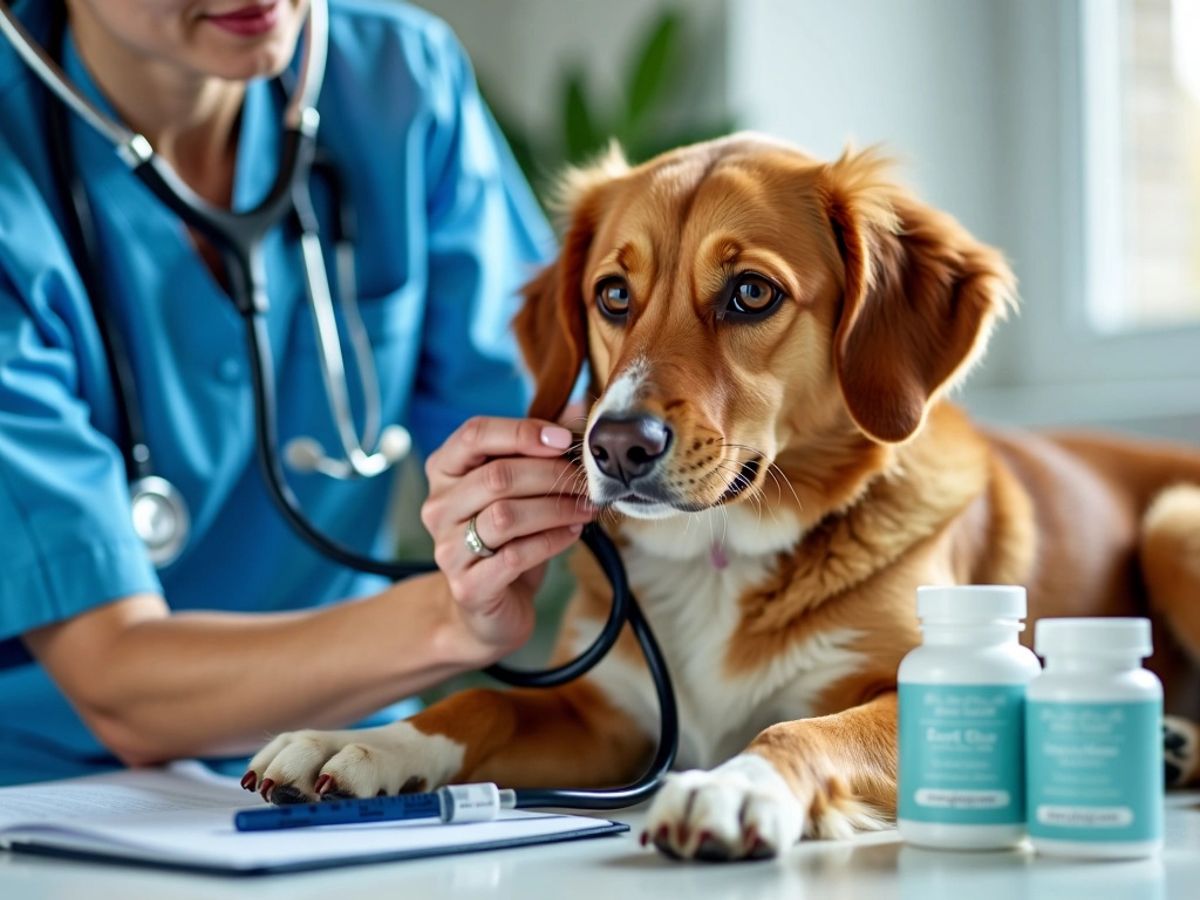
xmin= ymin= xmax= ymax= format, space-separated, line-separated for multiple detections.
xmin=579 ymin=506 xmax=865 ymax=769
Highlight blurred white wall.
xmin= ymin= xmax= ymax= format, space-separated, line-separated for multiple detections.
xmin=729 ymin=0 xmax=1008 ymax=254
xmin=410 ymin=0 xmax=1200 ymax=441
xmin=410 ymin=0 xmax=728 ymax=143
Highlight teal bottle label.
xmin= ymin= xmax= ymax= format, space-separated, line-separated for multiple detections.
xmin=1026 ymin=700 xmax=1162 ymax=843
xmin=898 ymin=683 xmax=1026 ymax=825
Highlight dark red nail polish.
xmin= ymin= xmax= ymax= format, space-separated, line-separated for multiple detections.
xmin=259 ymin=778 xmax=275 ymax=800
xmin=240 ymin=771 xmax=256 ymax=791
xmin=639 ymin=831 xmax=649 ymax=847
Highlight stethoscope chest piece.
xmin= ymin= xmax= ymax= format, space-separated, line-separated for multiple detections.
xmin=129 ymin=476 xmax=190 ymax=568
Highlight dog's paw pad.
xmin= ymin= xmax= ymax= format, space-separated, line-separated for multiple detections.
xmin=1163 ymin=716 xmax=1199 ymax=787
xmin=268 ymin=783 xmax=310 ymax=806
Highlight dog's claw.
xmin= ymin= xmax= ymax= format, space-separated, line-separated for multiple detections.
xmin=259 ymin=778 xmax=275 ymax=801
xmin=677 ymin=822 xmax=690 ymax=848
xmin=240 ymin=771 xmax=257 ymax=791
xmin=314 ymin=774 xmax=333 ymax=796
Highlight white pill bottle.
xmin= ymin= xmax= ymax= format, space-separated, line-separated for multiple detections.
xmin=1025 ymin=618 xmax=1163 ymax=858
xmin=897 ymin=585 xmax=1041 ymax=849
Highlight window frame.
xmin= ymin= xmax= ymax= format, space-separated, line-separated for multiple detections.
xmin=965 ymin=0 xmax=1200 ymax=429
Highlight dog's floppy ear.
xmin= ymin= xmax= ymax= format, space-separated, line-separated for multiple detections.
xmin=514 ymin=257 xmax=586 ymax=422
xmin=514 ymin=146 xmax=628 ymax=421
xmin=820 ymin=147 xmax=1017 ymax=444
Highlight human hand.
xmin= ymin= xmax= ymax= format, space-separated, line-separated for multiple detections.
xmin=420 ymin=417 xmax=594 ymax=664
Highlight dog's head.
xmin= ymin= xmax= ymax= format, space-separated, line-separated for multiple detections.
xmin=515 ymin=135 xmax=1015 ymax=524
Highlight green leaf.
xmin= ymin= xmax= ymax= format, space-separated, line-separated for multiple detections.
xmin=563 ymin=69 xmax=605 ymax=163
xmin=624 ymin=10 xmax=682 ymax=132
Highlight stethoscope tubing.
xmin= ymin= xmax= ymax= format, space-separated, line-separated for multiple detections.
xmin=240 ymin=301 xmax=677 ymax=807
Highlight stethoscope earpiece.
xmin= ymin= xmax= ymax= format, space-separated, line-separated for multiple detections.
xmin=376 ymin=423 xmax=412 ymax=463
xmin=283 ymin=424 xmax=411 ymax=479
xmin=282 ymin=436 xmax=327 ymax=474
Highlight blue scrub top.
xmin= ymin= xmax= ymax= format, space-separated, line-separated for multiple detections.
xmin=0 ymin=0 xmax=552 ymax=785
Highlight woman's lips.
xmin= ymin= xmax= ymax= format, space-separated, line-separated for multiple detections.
xmin=204 ymin=2 xmax=281 ymax=37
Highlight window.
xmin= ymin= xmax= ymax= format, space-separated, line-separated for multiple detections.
xmin=1085 ymin=0 xmax=1200 ymax=332
xmin=959 ymin=0 xmax=1200 ymax=437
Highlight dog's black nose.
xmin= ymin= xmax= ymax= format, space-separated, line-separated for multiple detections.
xmin=588 ymin=414 xmax=672 ymax=482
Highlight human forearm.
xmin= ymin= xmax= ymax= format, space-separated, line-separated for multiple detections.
xmin=25 ymin=573 xmax=479 ymax=765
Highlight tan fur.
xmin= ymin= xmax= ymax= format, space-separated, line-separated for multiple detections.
xmin=408 ymin=135 xmax=1200 ymax=816
xmin=263 ymin=136 xmax=1200 ymax=852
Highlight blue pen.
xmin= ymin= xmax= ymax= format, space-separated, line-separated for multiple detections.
xmin=234 ymin=782 xmax=518 ymax=832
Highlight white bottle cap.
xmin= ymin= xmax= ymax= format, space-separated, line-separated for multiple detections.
xmin=1034 ymin=617 xmax=1153 ymax=658
xmin=916 ymin=585 xmax=1027 ymax=622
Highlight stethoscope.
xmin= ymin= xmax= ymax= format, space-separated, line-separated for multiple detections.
xmin=0 ymin=0 xmax=676 ymax=811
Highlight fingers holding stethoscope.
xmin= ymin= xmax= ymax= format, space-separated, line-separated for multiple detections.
xmin=428 ymin=455 xmax=592 ymax=538
xmin=421 ymin=416 xmax=595 ymax=614
xmin=443 ymin=522 xmax=587 ymax=616
xmin=425 ymin=416 xmax=578 ymax=481
xmin=450 ymin=492 xmax=593 ymax=565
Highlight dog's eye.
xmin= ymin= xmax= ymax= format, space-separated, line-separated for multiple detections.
xmin=725 ymin=273 xmax=784 ymax=319
xmin=595 ymin=277 xmax=631 ymax=320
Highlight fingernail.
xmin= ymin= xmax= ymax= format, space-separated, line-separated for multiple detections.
xmin=259 ymin=778 xmax=275 ymax=801
xmin=240 ymin=771 xmax=257 ymax=791
xmin=540 ymin=425 xmax=572 ymax=449
xmin=569 ymin=523 xmax=583 ymax=535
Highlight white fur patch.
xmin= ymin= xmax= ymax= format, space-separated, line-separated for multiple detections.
xmin=583 ymin=359 xmax=648 ymax=503
xmin=624 ymin=503 xmax=804 ymax=560
xmin=593 ymin=357 xmax=647 ymax=417
xmin=644 ymin=754 xmax=804 ymax=859
xmin=615 ymin=499 xmax=678 ymax=520
xmin=249 ymin=722 xmax=465 ymax=801
xmin=573 ymin=519 xmax=863 ymax=770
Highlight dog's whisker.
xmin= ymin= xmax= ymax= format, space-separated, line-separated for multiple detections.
xmin=768 ymin=462 xmax=803 ymax=511
xmin=762 ymin=463 xmax=789 ymax=507
xmin=545 ymin=466 xmax=575 ymax=498
xmin=718 ymin=443 xmax=804 ymax=512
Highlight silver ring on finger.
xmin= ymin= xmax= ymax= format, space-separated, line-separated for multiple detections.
xmin=464 ymin=514 xmax=496 ymax=558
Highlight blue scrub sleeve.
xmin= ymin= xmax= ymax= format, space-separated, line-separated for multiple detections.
xmin=407 ymin=25 xmax=555 ymax=455
xmin=0 ymin=269 xmax=161 ymax=654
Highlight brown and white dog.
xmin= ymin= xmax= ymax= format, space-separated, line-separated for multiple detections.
xmin=248 ymin=135 xmax=1200 ymax=861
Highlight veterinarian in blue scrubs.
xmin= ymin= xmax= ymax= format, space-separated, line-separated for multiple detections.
xmin=0 ymin=0 xmax=590 ymax=786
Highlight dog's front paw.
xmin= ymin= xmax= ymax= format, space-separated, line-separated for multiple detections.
xmin=1164 ymin=715 xmax=1199 ymax=787
xmin=244 ymin=722 xmax=465 ymax=805
xmin=641 ymin=755 xmax=804 ymax=861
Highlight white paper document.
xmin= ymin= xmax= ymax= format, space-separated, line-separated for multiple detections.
xmin=0 ymin=762 xmax=626 ymax=874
